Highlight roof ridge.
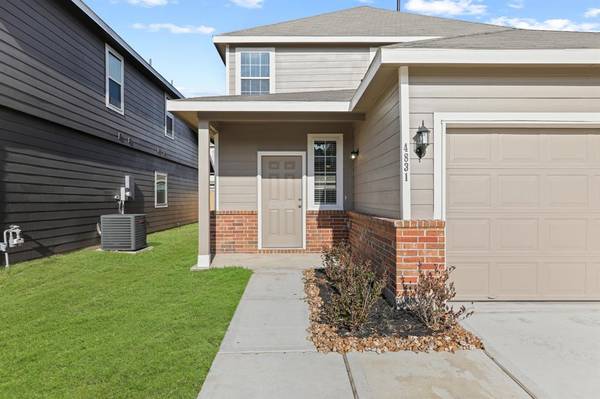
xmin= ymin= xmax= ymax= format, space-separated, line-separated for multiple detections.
xmin=219 ymin=6 xmax=507 ymax=37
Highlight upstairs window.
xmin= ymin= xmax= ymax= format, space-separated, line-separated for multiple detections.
xmin=155 ymin=172 xmax=168 ymax=208
xmin=308 ymin=134 xmax=344 ymax=210
xmin=165 ymin=94 xmax=174 ymax=139
xmin=105 ymin=45 xmax=124 ymax=114
xmin=238 ymin=49 xmax=273 ymax=96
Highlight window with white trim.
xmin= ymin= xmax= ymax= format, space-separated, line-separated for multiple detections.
xmin=105 ymin=45 xmax=124 ymax=113
xmin=308 ymin=134 xmax=344 ymax=210
xmin=239 ymin=50 xmax=272 ymax=96
xmin=155 ymin=172 xmax=168 ymax=208
xmin=165 ymin=94 xmax=174 ymax=139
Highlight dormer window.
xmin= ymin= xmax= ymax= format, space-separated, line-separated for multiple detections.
xmin=237 ymin=49 xmax=274 ymax=96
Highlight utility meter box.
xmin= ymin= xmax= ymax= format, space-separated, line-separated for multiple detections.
xmin=101 ymin=214 xmax=147 ymax=251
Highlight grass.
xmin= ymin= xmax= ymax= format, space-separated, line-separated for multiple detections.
xmin=0 ymin=224 xmax=251 ymax=399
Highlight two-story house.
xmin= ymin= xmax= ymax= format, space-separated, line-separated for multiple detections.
xmin=0 ymin=0 xmax=199 ymax=262
xmin=172 ymin=6 xmax=599 ymax=302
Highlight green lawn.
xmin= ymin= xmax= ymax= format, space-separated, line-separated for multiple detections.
xmin=0 ymin=224 xmax=251 ymax=399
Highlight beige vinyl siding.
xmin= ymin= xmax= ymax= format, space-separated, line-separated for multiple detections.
xmin=228 ymin=46 xmax=372 ymax=95
xmin=275 ymin=47 xmax=371 ymax=93
xmin=409 ymin=66 xmax=600 ymax=220
xmin=353 ymin=79 xmax=401 ymax=218
xmin=218 ymin=122 xmax=354 ymax=210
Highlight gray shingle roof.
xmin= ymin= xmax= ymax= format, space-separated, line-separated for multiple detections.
xmin=221 ymin=6 xmax=507 ymax=37
xmin=179 ymin=89 xmax=355 ymax=102
xmin=387 ymin=28 xmax=600 ymax=49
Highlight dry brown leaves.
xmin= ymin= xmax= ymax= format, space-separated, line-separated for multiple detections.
xmin=303 ymin=269 xmax=484 ymax=353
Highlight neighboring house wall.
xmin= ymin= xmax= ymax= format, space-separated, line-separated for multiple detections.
xmin=217 ymin=121 xmax=354 ymax=210
xmin=409 ymin=66 xmax=600 ymax=219
xmin=0 ymin=0 xmax=197 ymax=168
xmin=0 ymin=0 xmax=198 ymax=263
xmin=353 ymin=78 xmax=401 ymax=219
xmin=227 ymin=46 xmax=372 ymax=95
xmin=1 ymin=107 xmax=198 ymax=263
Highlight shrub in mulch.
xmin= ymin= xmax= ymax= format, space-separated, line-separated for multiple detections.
xmin=304 ymin=244 xmax=483 ymax=353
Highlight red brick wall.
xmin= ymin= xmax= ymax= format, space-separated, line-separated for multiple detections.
xmin=211 ymin=210 xmax=348 ymax=254
xmin=347 ymin=212 xmax=446 ymax=298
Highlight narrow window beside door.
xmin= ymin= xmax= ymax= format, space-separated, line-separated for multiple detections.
xmin=155 ymin=172 xmax=168 ymax=208
xmin=308 ymin=134 xmax=344 ymax=210
xmin=105 ymin=45 xmax=124 ymax=114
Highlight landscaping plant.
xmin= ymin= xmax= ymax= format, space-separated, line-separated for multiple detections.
xmin=403 ymin=265 xmax=473 ymax=332
xmin=321 ymin=242 xmax=388 ymax=333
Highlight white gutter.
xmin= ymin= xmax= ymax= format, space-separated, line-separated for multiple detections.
xmin=167 ymin=100 xmax=352 ymax=113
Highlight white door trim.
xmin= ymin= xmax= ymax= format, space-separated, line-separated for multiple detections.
xmin=433 ymin=112 xmax=600 ymax=220
xmin=257 ymin=151 xmax=307 ymax=250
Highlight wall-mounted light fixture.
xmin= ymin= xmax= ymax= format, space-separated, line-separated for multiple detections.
xmin=413 ymin=121 xmax=430 ymax=160
xmin=350 ymin=149 xmax=359 ymax=160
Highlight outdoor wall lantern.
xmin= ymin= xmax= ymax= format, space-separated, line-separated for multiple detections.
xmin=414 ymin=121 xmax=430 ymax=160
xmin=350 ymin=149 xmax=359 ymax=160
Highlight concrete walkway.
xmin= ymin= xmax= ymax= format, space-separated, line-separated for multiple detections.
xmin=198 ymin=255 xmax=531 ymax=399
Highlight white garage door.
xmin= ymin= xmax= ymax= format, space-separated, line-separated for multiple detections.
xmin=447 ymin=128 xmax=600 ymax=300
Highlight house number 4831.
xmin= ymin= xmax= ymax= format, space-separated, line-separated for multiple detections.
xmin=403 ymin=143 xmax=410 ymax=182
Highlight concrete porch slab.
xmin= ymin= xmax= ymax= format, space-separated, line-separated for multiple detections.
xmin=460 ymin=302 xmax=600 ymax=399
xmin=198 ymin=352 xmax=353 ymax=399
xmin=210 ymin=253 xmax=321 ymax=271
xmin=347 ymin=350 xmax=530 ymax=399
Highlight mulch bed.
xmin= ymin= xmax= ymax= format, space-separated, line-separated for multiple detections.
xmin=304 ymin=268 xmax=484 ymax=353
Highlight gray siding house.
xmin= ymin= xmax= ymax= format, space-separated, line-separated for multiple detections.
xmin=170 ymin=6 xmax=600 ymax=302
xmin=0 ymin=0 xmax=198 ymax=262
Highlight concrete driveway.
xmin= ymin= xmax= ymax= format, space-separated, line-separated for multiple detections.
xmin=460 ymin=302 xmax=600 ymax=399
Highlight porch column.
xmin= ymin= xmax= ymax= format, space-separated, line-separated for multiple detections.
xmin=192 ymin=120 xmax=211 ymax=270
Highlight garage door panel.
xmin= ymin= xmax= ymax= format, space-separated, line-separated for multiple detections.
xmin=491 ymin=262 xmax=538 ymax=299
xmin=542 ymin=219 xmax=587 ymax=251
xmin=544 ymin=175 xmax=589 ymax=207
xmin=498 ymin=175 xmax=540 ymax=207
xmin=447 ymin=175 xmax=491 ymax=208
xmin=539 ymin=262 xmax=587 ymax=298
xmin=447 ymin=128 xmax=600 ymax=300
xmin=498 ymin=134 xmax=540 ymax=163
xmin=494 ymin=219 xmax=539 ymax=250
xmin=447 ymin=219 xmax=490 ymax=251
xmin=451 ymin=262 xmax=490 ymax=299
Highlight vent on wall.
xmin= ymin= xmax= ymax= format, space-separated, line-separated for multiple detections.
xmin=101 ymin=214 xmax=147 ymax=251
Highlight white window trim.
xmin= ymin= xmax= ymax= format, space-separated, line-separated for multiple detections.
xmin=105 ymin=44 xmax=124 ymax=115
xmin=235 ymin=47 xmax=276 ymax=96
xmin=154 ymin=172 xmax=168 ymax=208
xmin=164 ymin=93 xmax=175 ymax=139
xmin=257 ymin=151 xmax=306 ymax=250
xmin=307 ymin=133 xmax=344 ymax=211
xmin=432 ymin=112 xmax=600 ymax=221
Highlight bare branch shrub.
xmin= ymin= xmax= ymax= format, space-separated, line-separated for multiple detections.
xmin=321 ymin=242 xmax=388 ymax=333
xmin=403 ymin=265 xmax=473 ymax=332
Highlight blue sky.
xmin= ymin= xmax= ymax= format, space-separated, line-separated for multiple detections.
xmin=85 ymin=0 xmax=600 ymax=97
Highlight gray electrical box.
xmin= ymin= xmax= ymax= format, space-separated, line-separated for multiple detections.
xmin=124 ymin=175 xmax=135 ymax=200
xmin=101 ymin=214 xmax=147 ymax=251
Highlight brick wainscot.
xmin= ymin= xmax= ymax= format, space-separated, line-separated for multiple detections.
xmin=210 ymin=210 xmax=445 ymax=299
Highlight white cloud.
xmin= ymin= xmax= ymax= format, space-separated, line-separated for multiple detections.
xmin=230 ymin=0 xmax=264 ymax=8
xmin=507 ymin=0 xmax=524 ymax=9
xmin=585 ymin=8 xmax=600 ymax=18
xmin=358 ymin=0 xmax=375 ymax=3
xmin=405 ymin=0 xmax=486 ymax=16
xmin=127 ymin=0 xmax=172 ymax=7
xmin=489 ymin=16 xmax=599 ymax=31
xmin=132 ymin=23 xmax=215 ymax=34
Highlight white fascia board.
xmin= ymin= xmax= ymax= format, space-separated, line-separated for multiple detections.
xmin=167 ymin=100 xmax=351 ymax=113
xmin=213 ymin=36 xmax=441 ymax=44
xmin=381 ymin=48 xmax=600 ymax=64
xmin=350 ymin=49 xmax=382 ymax=110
